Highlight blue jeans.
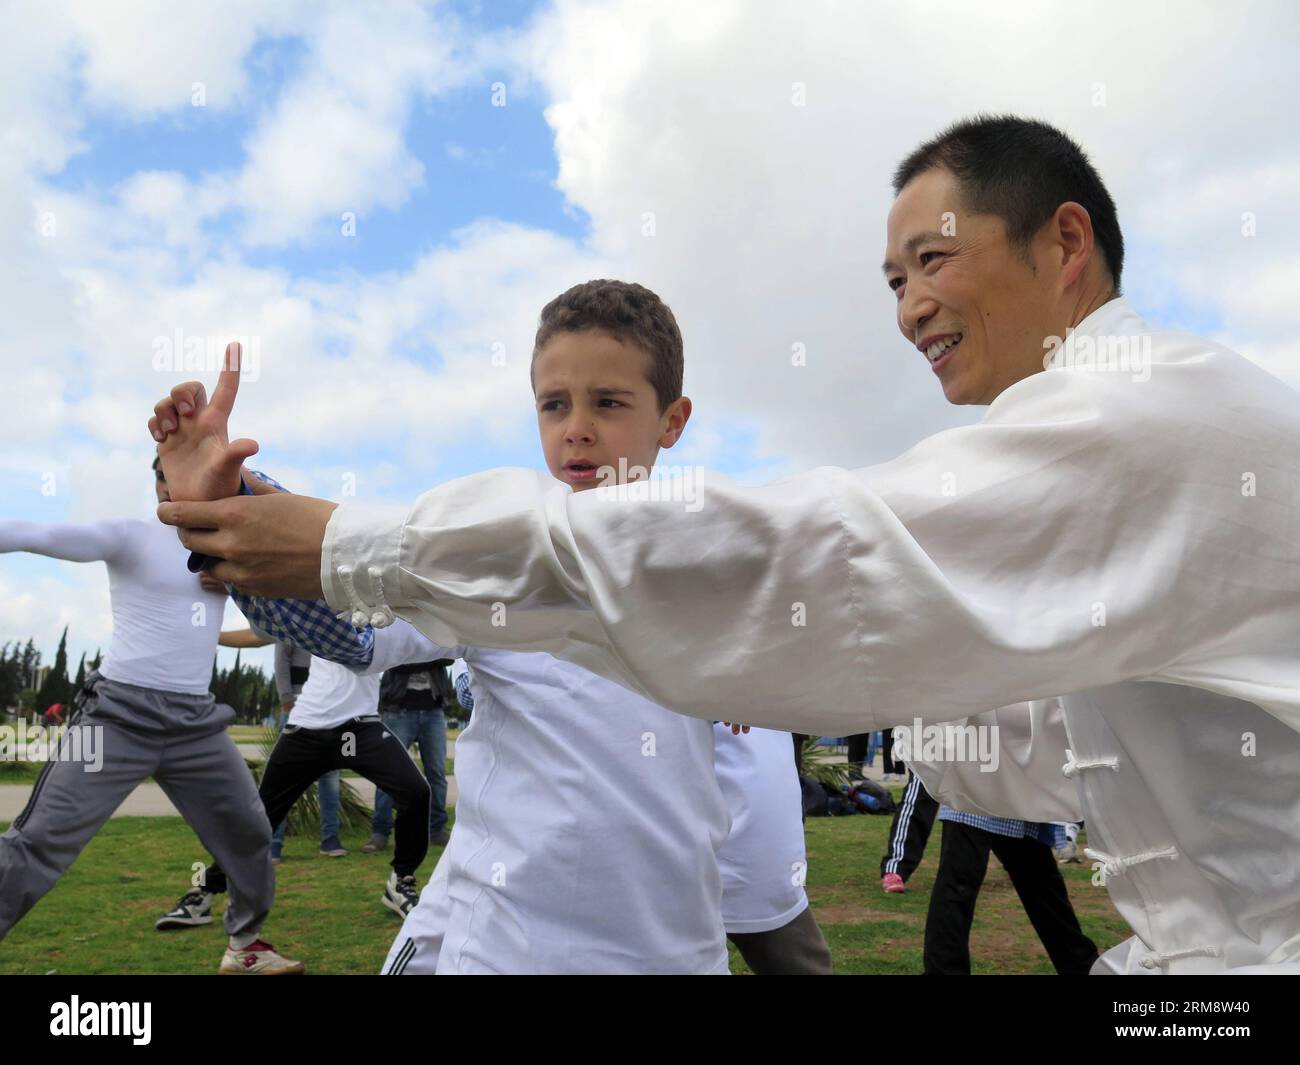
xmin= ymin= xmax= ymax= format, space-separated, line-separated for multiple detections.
xmin=372 ymin=707 xmax=448 ymax=837
xmin=271 ymin=769 xmax=341 ymax=846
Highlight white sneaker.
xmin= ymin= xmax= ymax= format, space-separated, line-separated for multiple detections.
xmin=383 ymin=871 xmax=420 ymax=917
xmin=219 ymin=939 xmax=306 ymax=975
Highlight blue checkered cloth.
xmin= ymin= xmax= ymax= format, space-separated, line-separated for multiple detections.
xmin=218 ymin=470 xmax=377 ymax=669
xmin=454 ymin=670 xmax=474 ymax=712
xmin=938 ymin=806 xmax=1067 ymax=850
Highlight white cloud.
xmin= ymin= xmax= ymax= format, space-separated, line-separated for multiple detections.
xmin=230 ymin=1 xmax=481 ymax=246
xmin=55 ymin=0 xmax=309 ymax=115
xmin=525 ymin=0 xmax=1300 ymax=467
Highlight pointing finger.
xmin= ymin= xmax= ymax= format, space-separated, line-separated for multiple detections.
xmin=209 ymin=342 xmax=243 ymax=418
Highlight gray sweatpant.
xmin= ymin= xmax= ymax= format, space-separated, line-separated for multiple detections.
xmin=0 ymin=672 xmax=274 ymax=940
xmin=728 ymin=905 xmax=834 ymax=975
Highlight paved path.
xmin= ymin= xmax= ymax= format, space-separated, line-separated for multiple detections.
xmin=0 ymin=769 xmax=459 ymax=820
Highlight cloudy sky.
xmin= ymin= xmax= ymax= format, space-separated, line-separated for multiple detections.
xmin=2 ymin=0 xmax=1298 ymax=676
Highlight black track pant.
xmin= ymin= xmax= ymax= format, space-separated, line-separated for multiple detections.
xmin=923 ymin=821 xmax=1098 ymax=975
xmin=879 ymin=770 xmax=938 ymax=880
xmin=203 ymin=718 xmax=430 ymax=891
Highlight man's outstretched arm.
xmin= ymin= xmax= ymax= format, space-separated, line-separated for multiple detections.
xmin=154 ymin=357 xmax=1298 ymax=735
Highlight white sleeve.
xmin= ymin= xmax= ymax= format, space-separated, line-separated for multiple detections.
xmin=320 ymin=357 xmax=1299 ymax=736
xmin=272 ymin=641 xmax=294 ymax=700
xmin=902 ymin=699 xmax=1084 ymax=822
xmin=362 ymin=617 xmax=461 ymax=677
xmin=0 ymin=519 xmax=129 ymax=564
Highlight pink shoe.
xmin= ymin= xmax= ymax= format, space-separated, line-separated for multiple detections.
xmin=882 ymin=873 xmax=906 ymax=893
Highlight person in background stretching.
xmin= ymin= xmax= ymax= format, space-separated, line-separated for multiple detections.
xmin=0 ymin=454 xmax=299 ymax=974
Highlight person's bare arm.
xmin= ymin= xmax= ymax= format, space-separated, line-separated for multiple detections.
xmin=218 ymin=628 xmax=275 ymax=649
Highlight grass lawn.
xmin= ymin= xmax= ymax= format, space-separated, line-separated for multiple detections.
xmin=0 ymin=761 xmax=42 ymax=783
xmin=0 ymin=803 xmax=1129 ymax=975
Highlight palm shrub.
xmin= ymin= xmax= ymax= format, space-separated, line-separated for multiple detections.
xmin=798 ymin=736 xmax=856 ymax=790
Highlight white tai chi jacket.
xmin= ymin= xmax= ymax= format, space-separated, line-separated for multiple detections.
xmin=319 ymin=298 xmax=1300 ymax=974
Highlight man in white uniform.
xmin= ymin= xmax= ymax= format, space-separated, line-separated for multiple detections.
xmin=158 ymin=117 xmax=1300 ymax=975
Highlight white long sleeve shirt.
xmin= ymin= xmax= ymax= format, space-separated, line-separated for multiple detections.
xmin=367 ymin=619 xmax=730 ymax=974
xmin=0 ymin=517 xmax=226 ymax=695
xmin=318 ymin=297 xmax=1300 ymax=973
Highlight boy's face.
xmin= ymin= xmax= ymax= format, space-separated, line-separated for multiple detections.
xmin=533 ymin=329 xmax=691 ymax=492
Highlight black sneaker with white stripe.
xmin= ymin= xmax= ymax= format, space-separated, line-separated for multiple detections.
xmin=155 ymin=889 xmax=214 ymax=930
xmin=382 ymin=872 xmax=419 ymax=917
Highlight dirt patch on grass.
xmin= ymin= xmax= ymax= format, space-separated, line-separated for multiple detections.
xmin=815 ymin=903 xmax=922 ymax=926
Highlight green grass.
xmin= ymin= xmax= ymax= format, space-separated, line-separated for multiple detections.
xmin=0 ymin=802 xmax=1129 ymax=975
xmin=741 ymin=814 xmax=1129 ymax=975
xmin=0 ymin=816 xmax=452 ymax=975
xmin=0 ymin=761 xmax=42 ymax=783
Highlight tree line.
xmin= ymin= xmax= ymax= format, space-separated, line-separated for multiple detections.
xmin=0 ymin=629 xmax=279 ymax=724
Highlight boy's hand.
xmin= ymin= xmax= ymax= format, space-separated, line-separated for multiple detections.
xmin=148 ymin=342 xmax=259 ymax=501
xmin=198 ymin=571 xmax=228 ymax=595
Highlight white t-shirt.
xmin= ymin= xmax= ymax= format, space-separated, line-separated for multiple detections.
xmin=0 ymin=517 xmax=226 ymax=695
xmin=372 ymin=620 xmax=730 ymax=974
xmin=287 ymin=654 xmax=382 ymax=728
xmin=713 ymin=724 xmax=810 ymax=934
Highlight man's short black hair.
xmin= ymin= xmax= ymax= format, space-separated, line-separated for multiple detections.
xmin=893 ymin=115 xmax=1124 ymax=292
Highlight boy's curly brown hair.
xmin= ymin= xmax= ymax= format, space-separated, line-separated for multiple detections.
xmin=533 ymin=279 xmax=683 ymax=413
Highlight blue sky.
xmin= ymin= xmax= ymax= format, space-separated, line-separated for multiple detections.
xmin=2 ymin=0 xmax=1296 ymax=680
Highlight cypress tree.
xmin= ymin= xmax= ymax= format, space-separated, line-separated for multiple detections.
xmin=37 ymin=626 xmax=71 ymax=710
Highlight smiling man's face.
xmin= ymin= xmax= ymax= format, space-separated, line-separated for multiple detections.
xmin=884 ymin=167 xmax=1059 ymax=405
